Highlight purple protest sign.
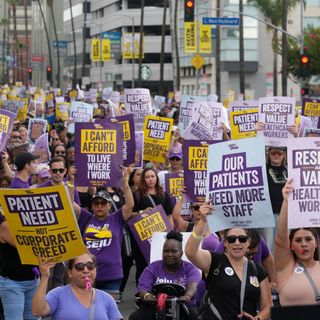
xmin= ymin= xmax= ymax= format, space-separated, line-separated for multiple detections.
xmin=109 ymin=114 xmax=136 ymax=166
xmin=182 ymin=140 xmax=216 ymax=203
xmin=183 ymin=101 xmax=223 ymax=140
xmin=134 ymin=131 xmax=144 ymax=168
xmin=258 ymin=96 xmax=295 ymax=141
xmin=34 ymin=133 xmax=50 ymax=164
xmin=164 ymin=172 xmax=184 ymax=200
xmin=124 ymin=88 xmax=152 ymax=131
xmin=0 ymin=109 xmax=16 ymax=153
xmin=27 ymin=118 xmax=47 ymax=144
xmin=287 ymin=138 xmax=320 ymax=228
xmin=74 ymin=122 xmax=123 ymax=188
xmin=206 ymin=137 xmax=274 ymax=231
xmin=127 ymin=205 xmax=173 ymax=263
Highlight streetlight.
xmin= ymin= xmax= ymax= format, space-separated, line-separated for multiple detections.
xmin=84 ymin=21 xmax=103 ymax=87
xmin=117 ymin=12 xmax=135 ymax=88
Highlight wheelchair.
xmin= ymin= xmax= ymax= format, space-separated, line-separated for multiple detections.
xmin=151 ymin=283 xmax=190 ymax=320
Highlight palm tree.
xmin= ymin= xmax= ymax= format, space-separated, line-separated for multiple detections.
xmin=248 ymin=0 xmax=300 ymax=95
xmin=216 ymin=0 xmax=221 ymax=100
xmin=69 ymin=0 xmax=77 ymax=88
xmin=159 ymin=0 xmax=168 ymax=95
xmin=281 ymin=0 xmax=288 ymax=95
xmin=173 ymin=0 xmax=180 ymax=90
xmin=47 ymin=0 xmax=60 ymax=87
xmin=23 ymin=0 xmax=30 ymax=85
xmin=239 ymin=0 xmax=245 ymax=97
xmin=37 ymin=0 xmax=53 ymax=86
xmin=138 ymin=0 xmax=145 ymax=87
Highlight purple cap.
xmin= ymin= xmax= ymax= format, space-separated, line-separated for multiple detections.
xmin=168 ymin=149 xmax=183 ymax=160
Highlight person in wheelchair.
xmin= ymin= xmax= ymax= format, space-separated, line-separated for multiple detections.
xmin=129 ymin=230 xmax=200 ymax=320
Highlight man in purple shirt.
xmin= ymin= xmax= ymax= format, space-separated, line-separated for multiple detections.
xmin=10 ymin=151 xmax=40 ymax=188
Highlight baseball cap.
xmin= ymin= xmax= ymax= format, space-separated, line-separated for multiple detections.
xmin=15 ymin=152 xmax=40 ymax=171
xmin=92 ymin=190 xmax=112 ymax=203
xmin=269 ymin=146 xmax=286 ymax=151
xmin=35 ymin=164 xmax=50 ymax=179
xmin=168 ymin=149 xmax=183 ymax=160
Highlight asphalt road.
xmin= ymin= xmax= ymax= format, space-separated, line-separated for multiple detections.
xmin=118 ymin=265 xmax=137 ymax=320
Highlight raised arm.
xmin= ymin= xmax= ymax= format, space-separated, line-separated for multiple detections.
xmin=172 ymin=196 xmax=189 ymax=232
xmin=121 ymin=165 xmax=134 ymax=221
xmin=185 ymin=202 xmax=212 ymax=276
xmin=32 ymin=258 xmax=56 ymax=317
xmin=274 ymin=179 xmax=294 ymax=272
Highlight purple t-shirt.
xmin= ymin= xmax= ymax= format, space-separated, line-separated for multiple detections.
xmin=10 ymin=177 xmax=30 ymax=188
xmin=138 ymin=260 xmax=201 ymax=306
xmin=46 ymin=285 xmax=122 ymax=320
xmin=78 ymin=208 xmax=126 ymax=282
xmin=38 ymin=180 xmax=81 ymax=205
xmin=215 ymin=236 xmax=270 ymax=264
xmin=201 ymin=233 xmax=220 ymax=252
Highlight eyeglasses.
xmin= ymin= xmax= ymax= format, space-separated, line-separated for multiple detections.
xmin=226 ymin=235 xmax=249 ymax=244
xmin=92 ymin=200 xmax=108 ymax=206
xmin=72 ymin=261 xmax=96 ymax=271
xmin=55 ymin=151 xmax=66 ymax=155
xmin=190 ymin=204 xmax=200 ymax=211
xmin=53 ymin=138 xmax=60 ymax=141
xmin=169 ymin=157 xmax=181 ymax=161
xmin=51 ymin=168 xmax=65 ymax=174
xmin=270 ymin=151 xmax=284 ymax=156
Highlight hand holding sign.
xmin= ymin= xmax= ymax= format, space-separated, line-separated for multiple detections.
xmin=199 ymin=201 xmax=214 ymax=222
xmin=282 ymin=178 xmax=294 ymax=202
xmin=38 ymin=256 xmax=56 ymax=279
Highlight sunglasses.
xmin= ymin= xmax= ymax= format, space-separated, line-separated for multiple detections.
xmin=270 ymin=151 xmax=284 ymax=156
xmin=73 ymin=261 xmax=96 ymax=271
xmin=191 ymin=204 xmax=200 ymax=211
xmin=53 ymin=138 xmax=60 ymax=141
xmin=92 ymin=200 xmax=108 ymax=206
xmin=169 ymin=157 xmax=181 ymax=161
xmin=55 ymin=151 xmax=66 ymax=155
xmin=51 ymin=168 xmax=65 ymax=174
xmin=226 ymin=235 xmax=249 ymax=244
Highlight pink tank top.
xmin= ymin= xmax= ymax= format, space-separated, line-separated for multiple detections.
xmin=280 ymin=262 xmax=320 ymax=306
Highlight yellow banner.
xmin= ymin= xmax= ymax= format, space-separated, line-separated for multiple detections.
xmin=122 ymin=33 xmax=144 ymax=59
xmin=80 ymin=129 xmax=117 ymax=154
xmin=303 ymin=101 xmax=320 ymax=117
xmin=143 ymin=115 xmax=173 ymax=163
xmin=230 ymin=108 xmax=259 ymax=140
xmin=91 ymin=39 xmax=100 ymax=62
xmin=199 ymin=24 xmax=212 ymax=54
xmin=188 ymin=146 xmax=208 ymax=170
xmin=16 ymin=98 xmax=29 ymax=122
xmin=102 ymin=39 xmax=111 ymax=61
xmin=55 ymin=102 xmax=70 ymax=121
xmin=184 ymin=22 xmax=197 ymax=53
xmin=0 ymin=185 xmax=87 ymax=265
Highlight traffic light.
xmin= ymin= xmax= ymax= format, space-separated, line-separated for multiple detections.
xmin=184 ymin=0 xmax=195 ymax=22
xmin=299 ymin=54 xmax=310 ymax=78
xmin=28 ymin=68 xmax=32 ymax=81
xmin=46 ymin=66 xmax=52 ymax=82
xmin=301 ymin=87 xmax=309 ymax=96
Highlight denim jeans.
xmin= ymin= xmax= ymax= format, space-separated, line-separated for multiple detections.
xmin=0 ymin=275 xmax=39 ymax=320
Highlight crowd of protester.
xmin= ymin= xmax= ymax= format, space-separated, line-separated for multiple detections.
xmin=0 ymin=84 xmax=319 ymax=320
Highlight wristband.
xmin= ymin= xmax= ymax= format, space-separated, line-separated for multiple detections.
xmin=67 ymin=182 xmax=74 ymax=188
xmin=143 ymin=292 xmax=152 ymax=299
xmin=192 ymin=230 xmax=204 ymax=240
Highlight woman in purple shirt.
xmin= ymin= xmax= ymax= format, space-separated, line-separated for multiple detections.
xmin=129 ymin=230 xmax=201 ymax=320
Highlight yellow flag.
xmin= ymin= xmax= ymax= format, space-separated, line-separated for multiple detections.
xmin=184 ymin=22 xmax=197 ymax=53
xmin=91 ymin=39 xmax=100 ymax=62
xmin=102 ymin=39 xmax=111 ymax=61
xmin=199 ymin=24 xmax=211 ymax=54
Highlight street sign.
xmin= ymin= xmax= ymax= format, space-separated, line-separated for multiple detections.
xmin=141 ymin=65 xmax=151 ymax=80
xmin=202 ymin=17 xmax=240 ymax=26
xmin=191 ymin=54 xmax=205 ymax=70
